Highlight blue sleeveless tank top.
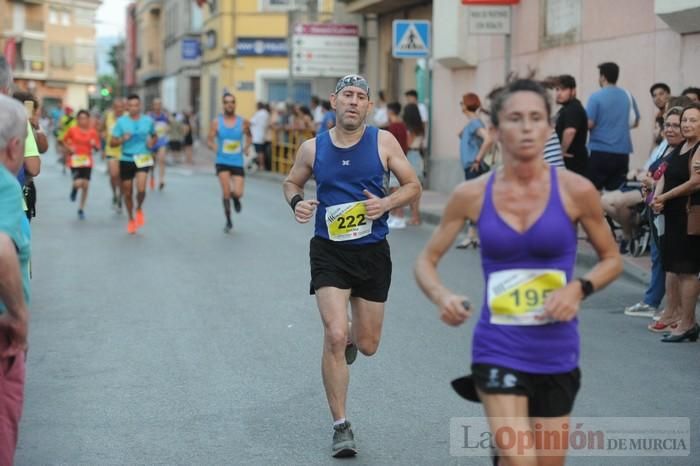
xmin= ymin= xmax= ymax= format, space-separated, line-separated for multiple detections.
xmin=216 ymin=115 xmax=244 ymax=167
xmin=473 ymin=166 xmax=579 ymax=374
xmin=313 ymin=126 xmax=389 ymax=244
xmin=150 ymin=112 xmax=169 ymax=150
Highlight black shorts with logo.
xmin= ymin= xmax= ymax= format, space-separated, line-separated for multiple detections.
xmin=216 ymin=164 xmax=245 ymax=177
xmin=119 ymin=161 xmax=150 ymax=181
xmin=451 ymin=363 xmax=581 ymax=418
xmin=71 ymin=167 xmax=92 ymax=180
xmin=309 ymin=236 xmax=392 ymax=303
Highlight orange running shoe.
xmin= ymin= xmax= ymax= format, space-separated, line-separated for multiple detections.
xmin=149 ymin=175 xmax=155 ymax=191
xmin=127 ymin=220 xmax=137 ymax=234
xmin=135 ymin=209 xmax=145 ymax=227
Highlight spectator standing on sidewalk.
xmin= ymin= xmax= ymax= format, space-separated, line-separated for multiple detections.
xmin=555 ymin=75 xmax=589 ymax=175
xmin=0 ymin=94 xmax=31 ymax=466
xmin=403 ymin=103 xmax=426 ymax=226
xmin=371 ymin=91 xmax=389 ymax=129
xmin=317 ymin=101 xmax=335 ymax=135
xmin=586 ymin=62 xmax=640 ymax=191
xmin=650 ymin=103 xmax=700 ymax=342
xmin=623 ymin=107 xmax=684 ymax=318
xmin=386 ymin=102 xmax=409 ymax=229
xmin=681 ymin=87 xmax=699 ymax=103
xmin=311 ymin=96 xmax=324 ymax=133
xmin=457 ymin=93 xmax=492 ymax=249
xmin=182 ymin=109 xmax=195 ymax=165
xmin=250 ymin=102 xmax=270 ymax=170
xmin=650 ymin=83 xmax=671 ymax=119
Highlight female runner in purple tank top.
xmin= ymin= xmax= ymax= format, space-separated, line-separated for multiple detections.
xmin=415 ymin=79 xmax=622 ymax=466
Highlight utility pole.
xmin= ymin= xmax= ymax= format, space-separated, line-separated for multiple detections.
xmin=287 ymin=9 xmax=297 ymax=104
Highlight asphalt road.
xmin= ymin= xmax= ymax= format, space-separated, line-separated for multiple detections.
xmin=14 ymin=152 xmax=699 ymax=466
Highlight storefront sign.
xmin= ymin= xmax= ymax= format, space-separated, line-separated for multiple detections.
xmin=236 ymin=38 xmax=288 ymax=56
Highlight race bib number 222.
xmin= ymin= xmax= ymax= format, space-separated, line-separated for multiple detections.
xmin=325 ymin=201 xmax=372 ymax=242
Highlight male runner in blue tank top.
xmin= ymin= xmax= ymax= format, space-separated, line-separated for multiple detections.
xmin=415 ymin=80 xmax=622 ymax=466
xmin=208 ymin=92 xmax=251 ymax=233
xmin=283 ymin=75 xmax=421 ymax=458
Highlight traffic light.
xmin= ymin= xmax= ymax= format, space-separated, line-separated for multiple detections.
xmin=100 ymin=87 xmax=110 ymax=97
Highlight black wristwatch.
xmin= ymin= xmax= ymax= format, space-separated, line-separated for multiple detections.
xmin=576 ymin=278 xmax=594 ymax=299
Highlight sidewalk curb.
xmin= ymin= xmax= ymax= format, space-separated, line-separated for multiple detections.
xmin=250 ymin=171 xmax=649 ymax=286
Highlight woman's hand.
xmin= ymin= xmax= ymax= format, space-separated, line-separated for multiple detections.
xmin=651 ymin=194 xmax=666 ymax=214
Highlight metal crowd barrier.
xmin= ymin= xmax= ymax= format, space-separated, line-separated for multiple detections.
xmin=270 ymin=128 xmax=314 ymax=175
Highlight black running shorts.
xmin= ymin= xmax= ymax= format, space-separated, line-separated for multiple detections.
xmin=309 ymin=236 xmax=392 ymax=303
xmin=119 ymin=161 xmax=150 ymax=181
xmin=71 ymin=167 xmax=92 ymax=180
xmin=216 ymin=164 xmax=245 ymax=177
xmin=451 ymin=363 xmax=581 ymax=418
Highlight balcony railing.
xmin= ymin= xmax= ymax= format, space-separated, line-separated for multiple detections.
xmin=13 ymin=59 xmax=47 ymax=78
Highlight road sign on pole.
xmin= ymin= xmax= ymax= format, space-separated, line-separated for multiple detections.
xmin=292 ymin=23 xmax=359 ymax=77
xmin=467 ymin=6 xmax=511 ymax=34
xmin=392 ymin=20 xmax=431 ymax=59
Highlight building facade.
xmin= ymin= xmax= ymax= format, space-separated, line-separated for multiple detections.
xmin=0 ymin=0 xmax=102 ymax=111
xmin=344 ymin=0 xmax=700 ymax=193
xmin=134 ymin=0 xmax=164 ymax=107
xmin=162 ymin=0 xmax=203 ymax=115
xmin=197 ymin=0 xmax=335 ymax=136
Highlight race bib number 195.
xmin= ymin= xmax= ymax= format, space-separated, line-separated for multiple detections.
xmin=325 ymin=201 xmax=372 ymax=242
xmin=487 ymin=269 xmax=566 ymax=325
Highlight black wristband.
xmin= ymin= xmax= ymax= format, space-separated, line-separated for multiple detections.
xmin=290 ymin=194 xmax=303 ymax=212
xmin=577 ymin=278 xmax=594 ymax=299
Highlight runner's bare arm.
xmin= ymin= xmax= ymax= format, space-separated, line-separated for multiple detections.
xmin=415 ymin=181 xmax=486 ymax=326
xmin=24 ymin=155 xmax=40 ymax=177
xmin=283 ymin=139 xmax=319 ymax=223
xmin=371 ymin=130 xmax=421 ymax=219
xmin=473 ymin=127 xmax=493 ymax=164
xmin=207 ymin=119 xmax=218 ymax=152
xmin=544 ymin=172 xmax=623 ymax=321
xmin=110 ymin=123 xmax=125 ymax=147
xmin=243 ymin=120 xmax=252 ymax=152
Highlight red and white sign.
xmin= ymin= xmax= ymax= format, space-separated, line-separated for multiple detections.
xmin=292 ymin=23 xmax=359 ymax=78
xmin=462 ymin=0 xmax=519 ymax=4
xmin=294 ymin=23 xmax=359 ymax=36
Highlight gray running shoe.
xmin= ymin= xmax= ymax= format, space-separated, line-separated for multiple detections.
xmin=332 ymin=421 xmax=357 ymax=458
xmin=652 ymin=308 xmax=664 ymax=322
xmin=345 ymin=342 xmax=358 ymax=365
xmin=624 ymin=302 xmax=656 ymax=318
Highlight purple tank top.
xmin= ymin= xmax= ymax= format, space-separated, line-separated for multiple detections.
xmin=473 ymin=166 xmax=579 ymax=374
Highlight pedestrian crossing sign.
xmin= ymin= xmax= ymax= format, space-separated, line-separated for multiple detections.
xmin=392 ymin=20 xmax=431 ymax=58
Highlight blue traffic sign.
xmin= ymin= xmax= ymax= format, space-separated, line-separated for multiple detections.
xmin=392 ymin=20 xmax=430 ymax=58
